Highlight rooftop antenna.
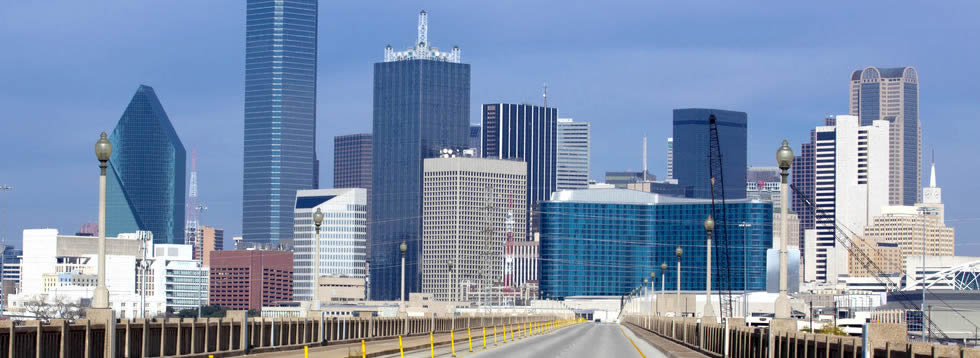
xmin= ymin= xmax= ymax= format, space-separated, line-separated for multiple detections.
xmin=418 ymin=10 xmax=428 ymax=46
xmin=642 ymin=136 xmax=648 ymax=176
xmin=543 ymin=83 xmax=548 ymax=108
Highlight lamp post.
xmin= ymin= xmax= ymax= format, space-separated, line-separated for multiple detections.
xmin=93 ymin=132 xmax=112 ymax=309
xmin=704 ymin=215 xmax=716 ymax=319
xmin=650 ymin=272 xmax=656 ymax=316
xmin=774 ymin=140 xmax=793 ymax=319
xmin=660 ymin=263 xmax=667 ymax=316
xmin=675 ymin=246 xmax=683 ymax=317
xmin=312 ymin=208 xmax=323 ymax=309
xmin=400 ymin=241 xmax=407 ymax=303
xmin=643 ymin=278 xmax=650 ymax=325
xmin=447 ymin=260 xmax=455 ymax=302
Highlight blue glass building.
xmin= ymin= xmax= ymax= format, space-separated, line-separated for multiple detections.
xmin=242 ymin=0 xmax=319 ymax=248
xmin=482 ymin=103 xmax=558 ymax=238
xmin=370 ymin=11 xmax=470 ymax=300
xmin=672 ymin=108 xmax=747 ymax=200
xmin=106 ymin=85 xmax=186 ymax=244
xmin=539 ymin=189 xmax=771 ymax=298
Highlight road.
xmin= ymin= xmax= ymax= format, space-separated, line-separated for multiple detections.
xmin=378 ymin=322 xmax=668 ymax=358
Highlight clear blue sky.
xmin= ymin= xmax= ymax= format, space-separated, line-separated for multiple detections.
xmin=1 ymin=1 xmax=978 ymax=254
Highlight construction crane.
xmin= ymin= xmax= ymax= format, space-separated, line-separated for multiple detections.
xmin=707 ymin=114 xmax=735 ymax=318
xmin=789 ymin=184 xmax=957 ymax=341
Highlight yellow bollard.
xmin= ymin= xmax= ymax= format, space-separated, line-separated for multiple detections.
xmin=451 ymin=330 xmax=457 ymax=357
xmin=399 ymin=336 xmax=405 ymax=358
xmin=493 ymin=326 xmax=498 ymax=345
xmin=468 ymin=328 xmax=473 ymax=352
xmin=430 ymin=332 xmax=434 ymax=358
xmin=362 ymin=340 xmax=366 ymax=358
xmin=303 ymin=348 xmax=307 ymax=358
xmin=482 ymin=327 xmax=487 ymax=348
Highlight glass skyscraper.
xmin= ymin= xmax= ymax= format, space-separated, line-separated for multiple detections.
xmin=849 ymin=66 xmax=920 ymax=206
xmin=106 ymin=85 xmax=186 ymax=244
xmin=539 ymin=189 xmax=771 ymax=298
xmin=242 ymin=0 xmax=319 ymax=248
xmin=672 ymin=108 xmax=747 ymax=199
xmin=371 ymin=11 xmax=470 ymax=300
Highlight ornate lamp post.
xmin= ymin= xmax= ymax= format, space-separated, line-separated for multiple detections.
xmin=775 ymin=140 xmax=794 ymax=319
xmin=400 ymin=241 xmax=407 ymax=303
xmin=649 ymin=271 xmax=656 ymax=316
xmin=312 ymin=208 xmax=323 ymax=309
xmin=703 ymin=215 xmax=716 ymax=319
xmin=93 ymin=132 xmax=112 ymax=309
xmin=660 ymin=263 xmax=667 ymax=316
xmin=675 ymin=246 xmax=683 ymax=317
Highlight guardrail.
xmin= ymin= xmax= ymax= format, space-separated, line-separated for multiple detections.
xmin=623 ymin=314 xmax=980 ymax=358
xmin=0 ymin=311 xmax=566 ymax=358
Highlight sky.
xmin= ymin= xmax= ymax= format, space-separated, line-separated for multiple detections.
xmin=1 ymin=1 xmax=979 ymax=254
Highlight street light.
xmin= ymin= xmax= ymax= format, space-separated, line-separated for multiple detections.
xmin=775 ymin=140 xmax=793 ymax=319
xmin=704 ymin=215 xmax=716 ymax=319
xmin=400 ymin=241 xmax=407 ymax=303
xmin=93 ymin=132 xmax=112 ymax=309
xmin=675 ymin=246 xmax=683 ymax=317
xmin=312 ymin=208 xmax=323 ymax=309
xmin=649 ymin=271 xmax=656 ymax=316
xmin=660 ymin=263 xmax=667 ymax=316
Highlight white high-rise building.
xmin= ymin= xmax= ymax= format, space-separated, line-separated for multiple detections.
xmin=292 ymin=188 xmax=368 ymax=302
xmin=666 ymin=137 xmax=674 ymax=181
xmin=556 ymin=118 xmax=590 ymax=190
xmin=803 ymin=115 xmax=890 ymax=283
xmin=422 ymin=157 xmax=527 ymax=302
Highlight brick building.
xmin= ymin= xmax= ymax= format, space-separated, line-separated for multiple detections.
xmin=209 ymin=250 xmax=293 ymax=311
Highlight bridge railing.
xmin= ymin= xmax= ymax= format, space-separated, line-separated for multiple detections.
xmin=0 ymin=311 xmax=565 ymax=358
xmin=624 ymin=314 xmax=980 ymax=358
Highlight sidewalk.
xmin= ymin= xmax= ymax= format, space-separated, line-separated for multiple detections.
xmin=623 ymin=323 xmax=709 ymax=358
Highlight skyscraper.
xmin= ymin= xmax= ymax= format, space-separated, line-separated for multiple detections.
xmin=469 ymin=124 xmax=482 ymax=157
xmin=792 ymin=123 xmax=819 ymax=254
xmin=556 ymin=118 xmax=590 ymax=190
xmin=666 ymin=137 xmax=674 ymax=181
xmin=371 ymin=11 xmax=470 ymax=300
xmin=421 ymin=157 xmax=526 ymax=302
xmin=292 ymin=188 xmax=367 ymax=302
xmin=850 ymin=66 xmax=920 ymax=206
xmin=672 ymin=108 xmax=747 ymax=199
xmin=242 ymin=0 xmax=319 ymax=248
xmin=482 ymin=103 xmax=558 ymax=238
xmin=333 ymin=134 xmax=372 ymax=190
xmin=802 ymin=115 xmax=890 ymax=282
xmin=106 ymin=85 xmax=186 ymax=244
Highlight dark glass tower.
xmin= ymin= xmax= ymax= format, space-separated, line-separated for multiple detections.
xmin=672 ymin=108 xmax=747 ymax=199
xmin=333 ymin=133 xmax=372 ymax=190
xmin=106 ymin=85 xmax=186 ymax=244
xmin=370 ymin=11 xmax=470 ymax=300
xmin=243 ymin=0 xmax=319 ymax=248
xmin=482 ymin=103 xmax=558 ymax=239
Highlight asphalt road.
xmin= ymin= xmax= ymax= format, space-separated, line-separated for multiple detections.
xmin=379 ymin=322 xmax=667 ymax=358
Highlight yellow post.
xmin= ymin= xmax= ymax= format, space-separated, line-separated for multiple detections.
xmin=303 ymin=348 xmax=308 ymax=358
xmin=451 ymin=330 xmax=457 ymax=357
xmin=493 ymin=326 xmax=498 ymax=345
xmin=468 ymin=328 xmax=473 ymax=352
xmin=362 ymin=340 xmax=366 ymax=358
xmin=430 ymin=332 xmax=434 ymax=358
xmin=482 ymin=327 xmax=487 ymax=348
xmin=399 ymin=336 xmax=405 ymax=358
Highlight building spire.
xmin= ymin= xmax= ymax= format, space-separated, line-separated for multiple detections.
xmin=930 ymin=150 xmax=936 ymax=187
xmin=418 ymin=10 xmax=428 ymax=46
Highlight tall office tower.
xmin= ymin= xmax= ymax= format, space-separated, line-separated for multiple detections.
xmin=482 ymin=103 xmax=557 ymax=239
xmin=371 ymin=11 xmax=470 ymax=300
xmin=421 ymin=157 xmax=527 ymax=302
xmin=792 ymin=125 xmax=819 ymax=253
xmin=556 ymin=118 xmax=590 ymax=190
xmin=292 ymin=188 xmax=367 ymax=302
xmin=850 ymin=66 xmax=920 ymax=206
xmin=666 ymin=137 xmax=674 ymax=181
xmin=333 ymin=134 xmax=372 ymax=189
xmin=469 ymin=125 xmax=482 ymax=157
xmin=106 ymin=85 xmax=186 ymax=244
xmin=198 ymin=226 xmax=223 ymax=267
xmin=242 ymin=0 xmax=319 ymax=248
xmin=672 ymin=108 xmax=747 ymax=199
xmin=185 ymin=149 xmax=200 ymax=252
xmin=802 ymin=115 xmax=890 ymax=283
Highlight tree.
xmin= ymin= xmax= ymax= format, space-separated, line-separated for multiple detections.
xmin=22 ymin=295 xmax=53 ymax=322
xmin=52 ymin=295 xmax=87 ymax=321
xmin=817 ymin=324 xmax=848 ymax=336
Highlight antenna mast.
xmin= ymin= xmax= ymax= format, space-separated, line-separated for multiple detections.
xmin=542 ymin=83 xmax=548 ymax=108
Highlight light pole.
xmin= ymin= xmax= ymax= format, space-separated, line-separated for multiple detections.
xmin=447 ymin=260 xmax=455 ymax=302
xmin=649 ymin=272 xmax=656 ymax=316
xmin=312 ymin=208 xmax=323 ymax=309
xmin=400 ymin=241 xmax=407 ymax=303
xmin=703 ymin=215 xmax=716 ymax=319
xmin=675 ymin=246 xmax=683 ymax=317
xmin=93 ymin=132 xmax=112 ymax=309
xmin=738 ymin=222 xmax=751 ymax=320
xmin=660 ymin=263 xmax=667 ymax=316
xmin=774 ymin=140 xmax=793 ymax=319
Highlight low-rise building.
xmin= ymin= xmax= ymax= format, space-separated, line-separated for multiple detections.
xmin=209 ymin=250 xmax=292 ymax=311
xmin=318 ymin=276 xmax=366 ymax=303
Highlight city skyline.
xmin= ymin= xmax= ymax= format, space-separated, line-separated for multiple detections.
xmin=2 ymin=2 xmax=978 ymax=255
